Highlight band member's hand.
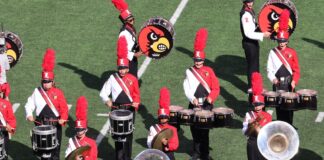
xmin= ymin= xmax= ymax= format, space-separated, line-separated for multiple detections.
xmin=132 ymin=102 xmax=139 ymax=111
xmin=192 ymin=98 xmax=199 ymax=106
xmin=58 ymin=119 xmax=66 ymax=125
xmin=27 ymin=116 xmax=35 ymax=122
xmin=164 ymin=146 xmax=169 ymax=151
xmin=6 ymin=125 xmax=14 ymax=133
xmin=161 ymin=138 xmax=168 ymax=145
xmin=206 ymin=97 xmax=212 ymax=104
xmin=263 ymin=31 xmax=271 ymax=38
xmin=106 ymin=100 xmax=113 ymax=108
xmin=135 ymin=51 xmax=143 ymax=57
xmin=75 ymin=154 xmax=83 ymax=160
xmin=273 ymin=79 xmax=279 ymax=85
xmin=291 ymin=80 xmax=296 ymax=90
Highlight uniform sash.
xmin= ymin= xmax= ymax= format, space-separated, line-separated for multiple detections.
xmin=113 ymin=73 xmax=133 ymax=102
xmin=189 ymin=67 xmax=211 ymax=93
xmin=273 ymin=48 xmax=293 ymax=74
xmin=37 ymin=87 xmax=59 ymax=117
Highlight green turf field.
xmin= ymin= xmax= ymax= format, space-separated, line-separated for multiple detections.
xmin=1 ymin=0 xmax=324 ymax=159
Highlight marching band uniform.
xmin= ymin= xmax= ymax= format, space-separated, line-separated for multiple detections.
xmin=24 ymin=49 xmax=69 ymax=160
xmin=65 ymin=96 xmax=98 ymax=160
xmin=112 ymin=0 xmax=142 ymax=78
xmin=266 ymin=10 xmax=300 ymax=125
xmin=100 ymin=36 xmax=140 ymax=160
xmin=147 ymin=87 xmax=179 ymax=160
xmin=242 ymin=72 xmax=272 ymax=160
xmin=0 ymin=35 xmax=11 ymax=100
xmin=183 ymin=28 xmax=220 ymax=160
xmin=240 ymin=0 xmax=269 ymax=89
xmin=0 ymin=97 xmax=16 ymax=160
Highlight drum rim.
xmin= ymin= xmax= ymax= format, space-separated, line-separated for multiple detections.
xmin=179 ymin=109 xmax=194 ymax=115
xmin=111 ymin=130 xmax=134 ymax=135
xmin=296 ymin=89 xmax=318 ymax=96
xmin=280 ymin=92 xmax=298 ymax=98
xmin=212 ymin=107 xmax=234 ymax=114
xmin=169 ymin=105 xmax=184 ymax=111
xmin=263 ymin=91 xmax=280 ymax=96
xmin=194 ymin=110 xmax=214 ymax=117
xmin=110 ymin=109 xmax=133 ymax=120
xmin=32 ymin=125 xmax=57 ymax=135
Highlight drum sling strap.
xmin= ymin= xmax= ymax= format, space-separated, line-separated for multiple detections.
xmin=72 ymin=136 xmax=81 ymax=148
xmin=273 ymin=48 xmax=293 ymax=74
xmin=37 ymin=87 xmax=59 ymax=117
xmin=189 ymin=67 xmax=211 ymax=93
xmin=113 ymin=73 xmax=133 ymax=102
xmin=248 ymin=111 xmax=256 ymax=121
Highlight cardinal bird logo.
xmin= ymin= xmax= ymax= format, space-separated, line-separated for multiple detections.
xmin=258 ymin=3 xmax=297 ymax=39
xmin=138 ymin=25 xmax=173 ymax=59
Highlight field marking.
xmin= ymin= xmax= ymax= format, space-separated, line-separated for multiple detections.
xmin=315 ymin=112 xmax=324 ymax=122
xmin=13 ymin=103 xmax=20 ymax=113
xmin=96 ymin=0 xmax=189 ymax=145
xmin=68 ymin=104 xmax=72 ymax=110
xmin=97 ymin=113 xmax=109 ymax=117
xmin=137 ymin=0 xmax=189 ymax=78
xmin=266 ymin=109 xmax=273 ymax=115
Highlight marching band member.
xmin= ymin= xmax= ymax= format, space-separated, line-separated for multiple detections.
xmin=147 ymin=87 xmax=179 ymax=160
xmin=267 ymin=9 xmax=300 ymax=125
xmin=0 ymin=33 xmax=11 ymax=101
xmin=0 ymin=90 xmax=16 ymax=160
xmin=65 ymin=96 xmax=97 ymax=160
xmin=24 ymin=48 xmax=69 ymax=160
xmin=112 ymin=0 xmax=143 ymax=78
xmin=240 ymin=0 xmax=270 ymax=89
xmin=242 ymin=72 xmax=272 ymax=160
xmin=100 ymin=36 xmax=140 ymax=160
xmin=183 ymin=28 xmax=220 ymax=160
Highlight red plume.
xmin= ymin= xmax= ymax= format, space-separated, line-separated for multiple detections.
xmin=159 ymin=87 xmax=170 ymax=109
xmin=251 ymin=72 xmax=263 ymax=95
xmin=194 ymin=28 xmax=208 ymax=51
xmin=117 ymin=36 xmax=128 ymax=59
xmin=279 ymin=9 xmax=290 ymax=31
xmin=42 ymin=48 xmax=55 ymax=72
xmin=111 ymin=0 xmax=128 ymax=12
xmin=76 ymin=96 xmax=88 ymax=121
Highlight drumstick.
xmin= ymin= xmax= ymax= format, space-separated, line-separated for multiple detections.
xmin=34 ymin=120 xmax=43 ymax=125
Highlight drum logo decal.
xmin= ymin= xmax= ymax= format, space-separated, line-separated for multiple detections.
xmin=3 ymin=32 xmax=23 ymax=68
xmin=258 ymin=2 xmax=297 ymax=39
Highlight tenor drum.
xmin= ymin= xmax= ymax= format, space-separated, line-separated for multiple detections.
xmin=138 ymin=17 xmax=174 ymax=59
xmin=258 ymin=0 xmax=298 ymax=40
xmin=3 ymin=31 xmax=23 ymax=68
xmin=212 ymin=107 xmax=234 ymax=128
xmin=31 ymin=125 xmax=58 ymax=151
xmin=279 ymin=92 xmax=299 ymax=110
xmin=178 ymin=109 xmax=194 ymax=126
xmin=297 ymin=89 xmax=318 ymax=110
xmin=193 ymin=110 xmax=214 ymax=129
xmin=169 ymin=105 xmax=183 ymax=125
xmin=263 ymin=91 xmax=280 ymax=108
xmin=109 ymin=109 xmax=134 ymax=135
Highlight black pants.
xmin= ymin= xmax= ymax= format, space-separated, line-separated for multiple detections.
xmin=273 ymin=85 xmax=294 ymax=125
xmin=247 ymin=137 xmax=266 ymax=160
xmin=112 ymin=106 xmax=136 ymax=160
xmin=189 ymin=103 xmax=212 ymax=160
xmin=129 ymin=57 xmax=138 ymax=78
xmin=35 ymin=125 xmax=62 ymax=160
xmin=242 ymin=41 xmax=260 ymax=88
xmin=165 ymin=151 xmax=175 ymax=160
xmin=0 ymin=131 xmax=9 ymax=160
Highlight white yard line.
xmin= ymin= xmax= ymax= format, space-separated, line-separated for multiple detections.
xmin=13 ymin=103 xmax=20 ymax=113
xmin=97 ymin=113 xmax=110 ymax=117
xmin=266 ymin=109 xmax=273 ymax=115
xmin=315 ymin=112 xmax=324 ymax=122
xmin=95 ymin=0 xmax=189 ymax=145
xmin=68 ymin=104 xmax=72 ymax=111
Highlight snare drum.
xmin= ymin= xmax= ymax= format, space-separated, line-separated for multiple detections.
xmin=138 ymin=17 xmax=174 ymax=59
xmin=0 ymin=136 xmax=5 ymax=160
xmin=178 ymin=109 xmax=194 ymax=125
xmin=109 ymin=109 xmax=134 ymax=135
xmin=169 ymin=105 xmax=183 ymax=124
xmin=212 ymin=107 xmax=234 ymax=128
xmin=193 ymin=110 xmax=214 ymax=129
xmin=31 ymin=125 xmax=58 ymax=151
xmin=297 ymin=89 xmax=318 ymax=110
xmin=279 ymin=92 xmax=299 ymax=110
xmin=263 ymin=91 xmax=280 ymax=108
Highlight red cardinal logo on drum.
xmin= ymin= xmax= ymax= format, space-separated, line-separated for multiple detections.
xmin=258 ymin=5 xmax=295 ymax=38
xmin=138 ymin=26 xmax=170 ymax=54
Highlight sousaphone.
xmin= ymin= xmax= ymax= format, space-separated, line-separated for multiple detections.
xmin=134 ymin=149 xmax=170 ymax=160
xmin=257 ymin=121 xmax=299 ymax=160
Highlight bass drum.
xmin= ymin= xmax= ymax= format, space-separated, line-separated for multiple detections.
xmin=3 ymin=31 xmax=23 ymax=68
xmin=138 ymin=17 xmax=174 ymax=59
xmin=258 ymin=0 xmax=298 ymax=40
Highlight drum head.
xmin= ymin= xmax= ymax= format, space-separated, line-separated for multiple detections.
xmin=280 ymin=92 xmax=298 ymax=98
xmin=212 ymin=107 xmax=234 ymax=115
xmin=33 ymin=125 xmax=57 ymax=135
xmin=179 ymin=109 xmax=194 ymax=115
xmin=4 ymin=31 xmax=23 ymax=68
xmin=195 ymin=110 xmax=214 ymax=117
xmin=258 ymin=0 xmax=298 ymax=40
xmin=169 ymin=105 xmax=183 ymax=112
xmin=297 ymin=89 xmax=318 ymax=96
xmin=110 ymin=109 xmax=133 ymax=120
xmin=138 ymin=17 xmax=174 ymax=59
xmin=263 ymin=91 xmax=279 ymax=97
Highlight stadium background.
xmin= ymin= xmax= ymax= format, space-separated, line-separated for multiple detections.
xmin=0 ymin=0 xmax=323 ymax=159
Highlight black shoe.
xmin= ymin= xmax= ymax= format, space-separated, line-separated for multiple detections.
xmin=191 ymin=154 xmax=200 ymax=160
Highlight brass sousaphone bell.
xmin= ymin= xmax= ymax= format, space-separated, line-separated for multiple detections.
xmin=257 ymin=121 xmax=299 ymax=160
